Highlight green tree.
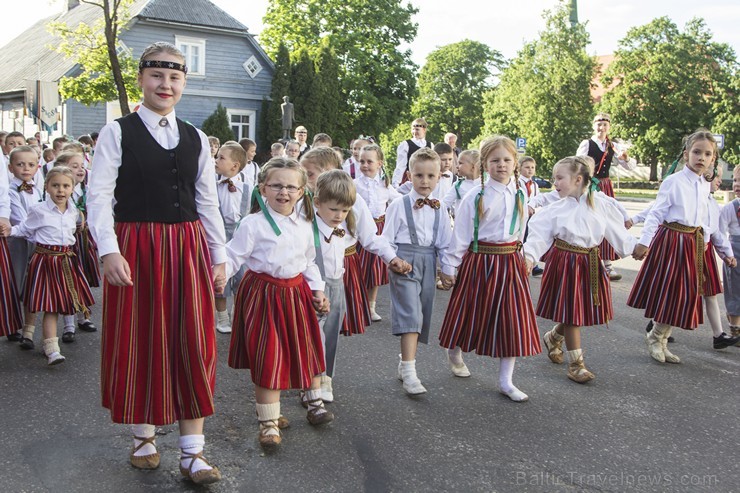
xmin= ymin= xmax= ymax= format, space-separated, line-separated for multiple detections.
xmin=49 ymin=0 xmax=138 ymax=115
xmin=201 ymin=103 xmax=234 ymax=144
xmin=481 ymin=1 xmax=596 ymax=175
xmin=599 ymin=17 xmax=736 ymax=180
xmin=412 ymin=40 xmax=503 ymax=148
xmin=315 ymin=40 xmax=341 ymax=143
xmin=290 ymin=48 xmax=320 ymax=135
xmin=261 ymin=0 xmax=419 ymax=143
xmin=263 ymin=43 xmax=291 ymax=147
xmin=712 ymin=72 xmax=740 ymax=165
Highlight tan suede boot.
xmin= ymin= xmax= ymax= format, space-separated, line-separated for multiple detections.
xmin=542 ymin=328 xmax=564 ymax=364
xmin=645 ymin=323 xmax=666 ymax=363
xmin=566 ymin=349 xmax=595 ymax=384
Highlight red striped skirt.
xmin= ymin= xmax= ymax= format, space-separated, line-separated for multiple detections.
xmin=341 ymin=247 xmax=370 ymax=336
xmin=536 ymin=245 xmax=613 ymax=326
xmin=23 ymin=244 xmax=94 ymax=316
xmin=627 ymin=225 xmax=703 ymax=329
xmin=358 ymin=216 xmax=389 ymax=287
xmin=0 ymin=237 xmax=22 ymax=336
xmin=74 ymin=224 xmax=101 ymax=288
xmin=101 ymin=221 xmax=216 ymax=425
xmin=229 ymin=271 xmax=325 ymax=390
xmin=599 ymin=177 xmax=615 ymax=197
xmin=595 ymin=178 xmax=620 ymax=261
xmin=703 ymin=241 xmax=722 ymax=296
xmin=439 ymin=242 xmax=541 ymax=358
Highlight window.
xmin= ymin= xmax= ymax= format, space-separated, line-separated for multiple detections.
xmin=228 ymin=109 xmax=255 ymax=141
xmin=175 ymin=36 xmax=206 ymax=76
xmin=242 ymin=55 xmax=262 ymax=79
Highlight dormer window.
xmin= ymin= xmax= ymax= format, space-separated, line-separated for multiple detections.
xmin=175 ymin=36 xmax=206 ymax=76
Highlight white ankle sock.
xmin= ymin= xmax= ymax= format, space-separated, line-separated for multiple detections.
xmin=400 ymin=359 xmax=420 ymax=381
xmin=498 ymin=357 xmax=516 ymax=392
xmin=448 ymin=347 xmax=464 ymax=365
xmin=62 ymin=315 xmax=75 ymax=333
xmin=305 ymin=389 xmax=327 ymax=415
xmin=42 ymin=337 xmax=61 ymax=356
xmin=704 ymin=296 xmax=724 ymax=337
xmin=179 ymin=434 xmax=211 ymax=474
xmin=216 ymin=309 xmax=229 ymax=321
xmin=131 ymin=424 xmax=156 ymax=456
xmin=76 ymin=312 xmax=86 ymax=323
xmin=566 ymin=348 xmax=583 ymax=362
xmin=369 ymin=301 xmax=376 ymax=311
xmin=256 ymin=402 xmax=281 ymax=436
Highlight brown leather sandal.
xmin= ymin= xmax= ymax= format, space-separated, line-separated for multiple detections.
xmin=179 ymin=450 xmax=221 ymax=485
xmin=130 ymin=435 xmax=160 ymax=470
xmin=306 ymin=399 xmax=334 ymax=426
xmin=258 ymin=420 xmax=282 ymax=451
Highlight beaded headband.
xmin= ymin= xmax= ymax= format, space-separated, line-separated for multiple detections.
xmin=138 ymin=59 xmax=188 ymax=74
xmin=593 ymin=116 xmax=610 ymax=123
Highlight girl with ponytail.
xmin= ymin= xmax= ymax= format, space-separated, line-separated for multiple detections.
xmin=523 ymin=156 xmax=639 ymax=384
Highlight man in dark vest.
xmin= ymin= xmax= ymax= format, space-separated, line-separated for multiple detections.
xmin=391 ymin=117 xmax=432 ymax=188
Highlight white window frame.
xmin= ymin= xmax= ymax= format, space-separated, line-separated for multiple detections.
xmin=242 ymin=55 xmax=263 ymax=79
xmin=175 ymin=36 xmax=206 ymax=76
xmin=227 ymin=109 xmax=255 ymax=141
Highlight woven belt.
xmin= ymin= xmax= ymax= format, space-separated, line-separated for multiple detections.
xmin=344 ymin=244 xmax=357 ymax=257
xmin=554 ymin=239 xmax=601 ymax=306
xmin=663 ymin=221 xmax=704 ymax=295
xmin=34 ymin=245 xmax=89 ymax=317
xmin=468 ymin=242 xmax=522 ymax=255
xmin=374 ymin=215 xmax=385 ymax=224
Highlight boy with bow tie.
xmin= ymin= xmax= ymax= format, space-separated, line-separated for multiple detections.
xmin=382 ymin=148 xmax=453 ymax=395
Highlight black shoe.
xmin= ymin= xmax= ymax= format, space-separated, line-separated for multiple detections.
xmin=646 ymin=321 xmax=673 ymax=342
xmin=713 ymin=332 xmax=740 ymax=350
xmin=62 ymin=332 xmax=76 ymax=343
xmin=7 ymin=332 xmax=22 ymax=342
xmin=77 ymin=321 xmax=97 ymax=332
xmin=19 ymin=338 xmax=34 ymax=350
xmin=532 ymin=266 xmax=544 ymax=277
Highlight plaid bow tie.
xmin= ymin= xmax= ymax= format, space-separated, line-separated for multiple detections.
xmin=414 ymin=197 xmax=440 ymax=210
xmin=17 ymin=182 xmax=34 ymax=194
xmin=441 ymin=173 xmax=451 ymax=178
xmin=332 ymin=228 xmax=346 ymax=238
xmin=220 ymin=179 xmax=237 ymax=193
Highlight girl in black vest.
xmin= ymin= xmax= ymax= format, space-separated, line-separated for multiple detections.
xmin=88 ymin=42 xmax=226 ymax=485
xmin=576 ymin=113 xmax=636 ymax=281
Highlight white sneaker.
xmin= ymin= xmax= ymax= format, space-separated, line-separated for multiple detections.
xmin=447 ymin=349 xmax=471 ymax=377
xmin=216 ymin=321 xmax=232 ymax=334
xmin=47 ymin=352 xmax=66 ymax=366
xmin=320 ymin=376 xmax=334 ymax=403
xmin=370 ymin=309 xmax=382 ymax=322
xmin=403 ymin=376 xmax=427 ymax=395
xmin=216 ymin=311 xmax=232 ymax=334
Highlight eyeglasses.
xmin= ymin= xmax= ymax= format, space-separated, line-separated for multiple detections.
xmin=266 ymin=183 xmax=302 ymax=194
xmin=412 ymin=124 xmax=427 ymax=129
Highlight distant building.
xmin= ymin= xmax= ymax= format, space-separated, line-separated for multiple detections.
xmin=0 ymin=0 xmax=273 ymax=142
xmin=592 ymin=54 xmax=617 ymax=104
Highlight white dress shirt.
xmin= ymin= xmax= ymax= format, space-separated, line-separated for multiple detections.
xmin=8 ymin=177 xmax=45 ymax=226
xmin=239 ymin=162 xmax=260 ymax=189
xmin=0 ymin=166 xmax=12 ymax=219
xmin=315 ymin=214 xmax=348 ymax=280
xmin=87 ymin=105 xmax=227 ymax=264
xmin=523 ymin=193 xmax=638 ymax=264
xmin=706 ymin=195 xmax=732 ymax=258
xmin=383 ymin=190 xmax=452 ymax=268
xmin=354 ymin=174 xmax=401 ymax=219
xmin=518 ymin=176 xmax=540 ymax=201
xmin=216 ymin=177 xmax=249 ymax=236
xmin=441 ymin=177 xmax=526 ymax=276
xmin=576 ymin=137 xmax=636 ymax=171
xmin=442 ymin=178 xmax=478 ymax=212
xmin=639 ymin=166 xmax=710 ymax=246
xmin=225 ymin=202 xmax=324 ymax=291
xmin=11 ymin=197 xmax=78 ymax=246
xmin=529 ymin=189 xmax=630 ymax=221
xmin=392 ymin=138 xmax=428 ymax=188
xmin=719 ymin=199 xmax=740 ymax=237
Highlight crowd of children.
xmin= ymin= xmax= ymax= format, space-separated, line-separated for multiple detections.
xmin=1 ymin=41 xmax=738 ymax=486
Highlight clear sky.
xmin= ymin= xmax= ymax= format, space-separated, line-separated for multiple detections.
xmin=1 ymin=0 xmax=738 ymax=66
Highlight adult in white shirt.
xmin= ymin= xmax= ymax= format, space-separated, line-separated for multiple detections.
xmin=391 ymin=118 xmax=432 ymax=188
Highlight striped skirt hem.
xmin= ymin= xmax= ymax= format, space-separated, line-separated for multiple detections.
xmin=703 ymin=242 xmax=722 ymax=297
xmin=341 ymin=250 xmax=370 ymax=336
xmin=358 ymin=219 xmax=389 ymax=287
xmin=23 ymin=244 xmax=94 ymax=315
xmin=627 ymin=225 xmax=703 ymax=329
xmin=101 ymin=221 xmax=216 ymax=425
xmin=536 ymin=246 xmax=613 ymax=326
xmin=74 ymin=225 xmax=101 ymax=288
xmin=229 ymin=271 xmax=325 ymax=390
xmin=439 ymin=242 xmax=541 ymax=358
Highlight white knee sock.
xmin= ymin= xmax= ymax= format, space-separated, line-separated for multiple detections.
xmin=498 ymin=357 xmax=516 ymax=392
xmin=131 ymin=424 xmax=156 ymax=456
xmin=704 ymin=296 xmax=724 ymax=337
xmin=179 ymin=434 xmax=212 ymax=474
xmin=63 ymin=315 xmax=75 ymax=333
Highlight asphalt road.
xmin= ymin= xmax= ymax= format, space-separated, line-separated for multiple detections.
xmin=1 ymin=200 xmax=738 ymax=493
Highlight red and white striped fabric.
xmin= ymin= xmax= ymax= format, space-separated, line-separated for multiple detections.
xmin=100 ymin=221 xmax=217 ymax=425
xmin=0 ymin=237 xmax=22 ymax=336
xmin=703 ymin=241 xmax=723 ymax=297
xmin=439 ymin=241 xmax=541 ymax=358
xmin=73 ymin=224 xmax=101 ymax=288
xmin=23 ymin=243 xmax=94 ymax=315
xmin=341 ymin=248 xmax=370 ymax=336
xmin=536 ymin=246 xmax=613 ymax=326
xmin=358 ymin=217 xmax=389 ymax=288
xmin=628 ymin=225 xmax=703 ymax=329
xmin=229 ymin=270 xmax=325 ymax=390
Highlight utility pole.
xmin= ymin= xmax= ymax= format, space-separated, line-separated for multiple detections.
xmin=569 ymin=0 xmax=578 ymax=28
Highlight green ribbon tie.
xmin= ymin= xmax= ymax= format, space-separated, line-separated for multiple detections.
xmin=472 ymin=190 xmax=483 ymax=253
xmin=252 ymin=187 xmax=281 ymax=236
xmin=508 ymin=189 xmax=525 ymax=235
